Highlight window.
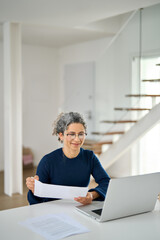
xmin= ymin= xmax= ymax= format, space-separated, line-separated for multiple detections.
xmin=139 ymin=57 xmax=160 ymax=174
xmin=132 ymin=56 xmax=160 ymax=174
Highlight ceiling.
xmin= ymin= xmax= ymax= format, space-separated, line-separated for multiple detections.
xmin=0 ymin=0 xmax=160 ymax=47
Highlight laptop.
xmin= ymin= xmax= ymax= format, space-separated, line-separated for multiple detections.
xmin=76 ymin=172 xmax=160 ymax=222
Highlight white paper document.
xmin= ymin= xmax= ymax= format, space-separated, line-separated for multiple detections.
xmin=19 ymin=213 xmax=89 ymax=240
xmin=34 ymin=180 xmax=88 ymax=199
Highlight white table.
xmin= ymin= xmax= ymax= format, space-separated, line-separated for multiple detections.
xmin=0 ymin=199 xmax=160 ymax=240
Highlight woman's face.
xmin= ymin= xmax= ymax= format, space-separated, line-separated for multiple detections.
xmin=59 ymin=123 xmax=86 ymax=152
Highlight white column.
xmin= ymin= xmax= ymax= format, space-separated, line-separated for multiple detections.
xmin=3 ymin=22 xmax=22 ymax=196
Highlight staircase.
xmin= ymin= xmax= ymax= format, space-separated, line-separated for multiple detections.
xmin=99 ymin=102 xmax=160 ymax=169
xmin=83 ymin=66 xmax=160 ymax=170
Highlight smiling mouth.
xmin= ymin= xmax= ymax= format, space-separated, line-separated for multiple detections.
xmin=71 ymin=143 xmax=81 ymax=146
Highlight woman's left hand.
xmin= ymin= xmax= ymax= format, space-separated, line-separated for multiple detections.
xmin=74 ymin=192 xmax=93 ymax=205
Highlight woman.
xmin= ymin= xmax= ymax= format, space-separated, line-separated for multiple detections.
xmin=26 ymin=112 xmax=110 ymax=205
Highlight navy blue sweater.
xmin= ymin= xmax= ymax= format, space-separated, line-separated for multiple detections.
xmin=28 ymin=148 xmax=110 ymax=205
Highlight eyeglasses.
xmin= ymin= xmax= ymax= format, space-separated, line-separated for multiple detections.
xmin=65 ymin=132 xmax=87 ymax=140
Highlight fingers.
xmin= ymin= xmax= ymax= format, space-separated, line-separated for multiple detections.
xmin=74 ymin=196 xmax=91 ymax=205
xmin=26 ymin=175 xmax=39 ymax=194
xmin=26 ymin=177 xmax=34 ymax=193
xmin=74 ymin=192 xmax=93 ymax=205
xmin=34 ymin=175 xmax=39 ymax=181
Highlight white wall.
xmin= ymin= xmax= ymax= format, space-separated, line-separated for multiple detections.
xmin=58 ymin=37 xmax=112 ymax=110
xmin=96 ymin=11 xmax=140 ymax=130
xmin=22 ymin=44 xmax=60 ymax=166
xmin=0 ymin=42 xmax=4 ymax=170
xmin=141 ymin=4 xmax=160 ymax=54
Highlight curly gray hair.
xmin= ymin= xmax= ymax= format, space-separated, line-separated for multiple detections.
xmin=52 ymin=112 xmax=87 ymax=141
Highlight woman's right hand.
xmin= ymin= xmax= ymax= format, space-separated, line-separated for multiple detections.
xmin=26 ymin=175 xmax=39 ymax=194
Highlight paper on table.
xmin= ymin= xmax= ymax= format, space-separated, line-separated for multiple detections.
xmin=34 ymin=180 xmax=88 ymax=199
xmin=19 ymin=213 xmax=90 ymax=240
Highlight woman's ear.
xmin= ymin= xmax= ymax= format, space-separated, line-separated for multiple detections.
xmin=58 ymin=132 xmax=64 ymax=142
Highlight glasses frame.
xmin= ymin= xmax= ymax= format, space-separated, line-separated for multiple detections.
xmin=65 ymin=132 xmax=87 ymax=140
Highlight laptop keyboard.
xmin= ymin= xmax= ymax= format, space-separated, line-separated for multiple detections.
xmin=92 ymin=208 xmax=102 ymax=216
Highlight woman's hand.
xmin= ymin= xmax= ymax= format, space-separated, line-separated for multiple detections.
xmin=74 ymin=191 xmax=100 ymax=205
xmin=74 ymin=192 xmax=93 ymax=205
xmin=75 ymin=190 xmax=101 ymax=205
xmin=26 ymin=175 xmax=39 ymax=194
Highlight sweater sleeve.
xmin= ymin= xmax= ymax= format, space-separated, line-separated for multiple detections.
xmin=27 ymin=156 xmax=57 ymax=205
xmin=88 ymin=153 xmax=110 ymax=201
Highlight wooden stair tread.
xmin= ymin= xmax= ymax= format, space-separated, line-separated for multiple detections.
xmin=84 ymin=139 xmax=97 ymax=144
xmin=91 ymin=131 xmax=125 ymax=135
xmin=126 ymin=94 xmax=160 ymax=97
xmin=83 ymin=139 xmax=113 ymax=155
xmin=142 ymin=79 xmax=160 ymax=82
xmin=101 ymin=120 xmax=137 ymax=123
xmin=114 ymin=107 xmax=151 ymax=111
xmin=83 ymin=146 xmax=102 ymax=154
xmin=84 ymin=139 xmax=113 ymax=145
xmin=83 ymin=144 xmax=101 ymax=149
xmin=94 ymin=141 xmax=113 ymax=145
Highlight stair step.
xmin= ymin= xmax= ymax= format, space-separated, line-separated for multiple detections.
xmin=101 ymin=120 xmax=137 ymax=123
xmin=94 ymin=141 xmax=113 ymax=145
xmin=84 ymin=139 xmax=113 ymax=145
xmin=83 ymin=139 xmax=113 ymax=155
xmin=83 ymin=142 xmax=102 ymax=154
xmin=142 ymin=79 xmax=160 ymax=82
xmin=100 ymin=103 xmax=160 ymax=169
xmin=126 ymin=94 xmax=160 ymax=97
xmin=114 ymin=107 xmax=151 ymax=111
xmin=83 ymin=144 xmax=101 ymax=150
xmin=92 ymin=131 xmax=125 ymax=135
